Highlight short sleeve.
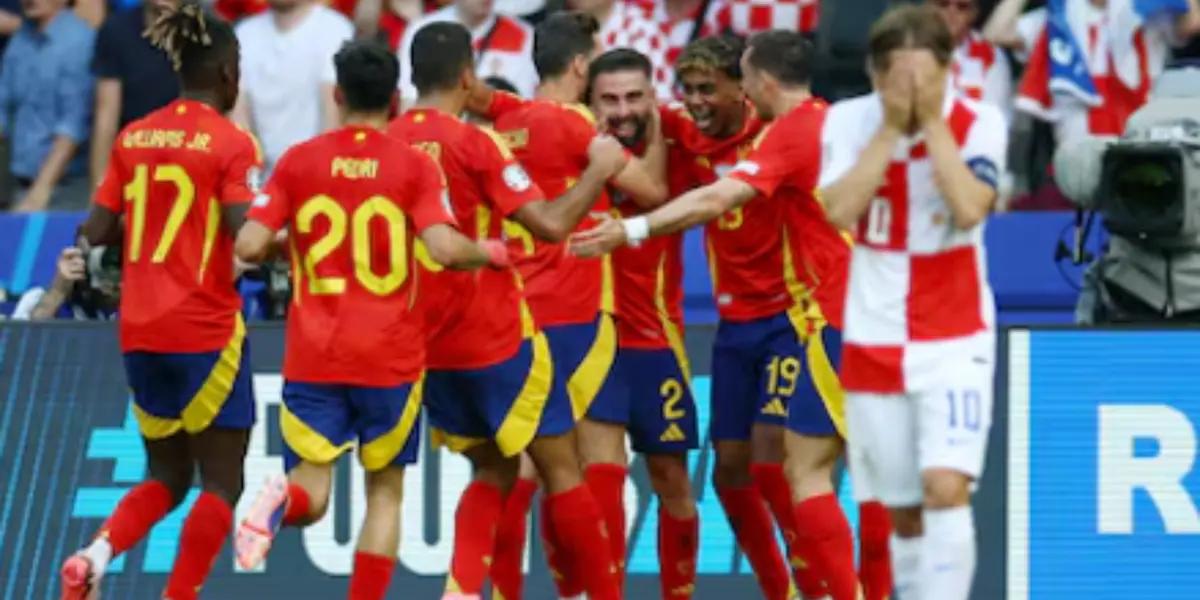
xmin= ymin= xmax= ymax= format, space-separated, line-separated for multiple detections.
xmin=90 ymin=17 xmax=121 ymax=78
xmin=220 ymin=131 xmax=264 ymax=206
xmin=407 ymin=150 xmax=457 ymax=233
xmin=727 ymin=122 xmax=793 ymax=197
xmin=473 ymin=126 xmax=544 ymax=216
xmin=817 ymin=102 xmax=861 ymax=189
xmin=485 ymin=91 xmax=528 ymax=122
xmin=961 ymin=104 xmax=1009 ymax=191
xmin=94 ymin=148 xmax=124 ymax=213
xmin=247 ymin=150 xmax=292 ymax=231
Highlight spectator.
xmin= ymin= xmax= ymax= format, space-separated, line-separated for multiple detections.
xmin=216 ymin=0 xmax=358 ymax=23
xmin=985 ymin=0 xmax=1200 ymax=143
xmin=572 ymin=0 xmax=673 ymax=99
xmin=0 ymin=0 xmax=21 ymax=54
xmin=0 ymin=0 xmax=95 ymax=212
xmin=711 ymin=0 xmax=820 ymax=37
xmin=399 ymin=0 xmax=537 ymax=103
xmin=89 ymin=0 xmax=179 ymax=190
xmin=232 ymin=0 xmax=353 ymax=172
xmin=11 ymin=245 xmax=118 ymax=320
xmin=932 ymin=0 xmax=1014 ymax=119
xmin=649 ymin=0 xmax=728 ymax=81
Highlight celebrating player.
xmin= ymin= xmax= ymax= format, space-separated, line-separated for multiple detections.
xmin=386 ymin=22 xmax=630 ymax=600
xmin=584 ymin=48 xmax=701 ymax=600
xmin=818 ymin=7 xmax=1004 ymax=600
xmin=571 ymin=31 xmax=881 ymax=600
xmin=231 ymin=40 xmax=503 ymax=600
xmin=60 ymin=4 xmax=261 ymax=599
xmin=469 ymin=11 xmax=668 ymax=599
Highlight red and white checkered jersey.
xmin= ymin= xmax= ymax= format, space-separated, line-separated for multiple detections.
xmin=951 ymin=30 xmax=1013 ymax=121
xmin=712 ymin=0 xmax=819 ymax=35
xmin=599 ymin=1 xmax=673 ymax=100
xmin=645 ymin=0 xmax=726 ymax=91
xmin=818 ymin=91 xmax=1006 ymax=394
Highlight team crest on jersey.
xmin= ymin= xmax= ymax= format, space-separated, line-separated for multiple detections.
xmin=503 ymin=164 xmax=532 ymax=192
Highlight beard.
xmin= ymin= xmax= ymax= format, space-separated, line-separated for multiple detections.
xmin=607 ymin=114 xmax=649 ymax=148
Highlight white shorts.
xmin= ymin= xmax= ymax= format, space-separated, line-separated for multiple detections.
xmin=845 ymin=344 xmax=995 ymax=506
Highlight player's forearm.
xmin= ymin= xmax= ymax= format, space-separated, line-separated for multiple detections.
xmin=983 ymin=0 xmax=1030 ymax=49
xmin=532 ymin=163 xmax=609 ymax=242
xmin=925 ymin=121 xmax=994 ymax=230
xmin=628 ymin=135 xmax=668 ymax=208
xmin=437 ymin=240 xmax=490 ymax=270
xmin=30 ymin=287 xmax=68 ymax=320
xmin=645 ymin=180 xmax=738 ymax=237
xmin=26 ymin=136 xmax=78 ymax=210
xmin=821 ymin=127 xmax=899 ymax=230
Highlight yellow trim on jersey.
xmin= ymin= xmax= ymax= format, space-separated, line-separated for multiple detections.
xmin=180 ymin=314 xmax=246 ymax=433
xmin=705 ymin=236 xmax=719 ymax=295
xmin=561 ymin=103 xmax=596 ymax=126
xmin=494 ymin=333 xmax=554 ymax=456
xmin=477 ymin=204 xmax=492 ymax=241
xmin=479 ymin=126 xmax=516 ymax=160
xmin=132 ymin=402 xmax=183 ymax=440
xmin=289 ymin=237 xmax=303 ymax=306
xmin=567 ymin=313 xmax=617 ymax=420
xmin=360 ymin=376 xmax=425 ymax=471
xmin=198 ymin=197 xmax=220 ymax=284
xmin=600 ymin=255 xmax=615 ymax=314
xmin=654 ymin=254 xmax=692 ymax=383
xmin=281 ymin=404 xmax=355 ymax=464
xmin=807 ymin=328 xmax=847 ymax=437
xmin=235 ymin=125 xmax=265 ymax=164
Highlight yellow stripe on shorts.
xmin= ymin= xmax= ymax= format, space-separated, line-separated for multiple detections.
xmin=280 ymin=403 xmax=355 ymax=464
xmin=360 ymin=376 xmax=425 ymax=471
xmin=807 ymin=328 xmax=847 ymax=438
xmin=495 ymin=332 xmax=554 ymax=456
xmin=132 ymin=401 xmax=183 ymax=440
xmin=180 ymin=314 xmax=246 ymax=434
xmin=567 ymin=313 xmax=617 ymax=420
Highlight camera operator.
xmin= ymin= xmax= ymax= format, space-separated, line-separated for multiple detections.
xmin=11 ymin=243 xmax=119 ymax=321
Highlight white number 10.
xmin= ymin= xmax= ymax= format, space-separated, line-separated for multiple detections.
xmin=865 ymin=197 xmax=892 ymax=245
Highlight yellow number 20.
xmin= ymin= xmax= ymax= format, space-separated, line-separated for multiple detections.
xmin=124 ymin=163 xmax=198 ymax=263
xmin=296 ymin=195 xmax=408 ymax=296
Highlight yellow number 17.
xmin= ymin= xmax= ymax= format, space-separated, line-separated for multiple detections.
xmin=124 ymin=163 xmax=200 ymax=263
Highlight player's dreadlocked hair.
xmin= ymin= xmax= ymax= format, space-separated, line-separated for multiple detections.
xmin=676 ymin=34 xmax=745 ymax=81
xmin=144 ymin=0 xmax=238 ymax=88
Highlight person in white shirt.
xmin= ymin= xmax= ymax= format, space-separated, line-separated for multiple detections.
xmin=231 ymin=0 xmax=353 ymax=172
xmin=931 ymin=0 xmax=1013 ymax=120
xmin=397 ymin=0 xmax=538 ymax=105
xmin=819 ymin=6 xmax=1006 ymax=600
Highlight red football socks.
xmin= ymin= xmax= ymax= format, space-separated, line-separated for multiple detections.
xmin=447 ymin=481 xmax=504 ymax=594
xmin=858 ymin=501 xmax=894 ymax=600
xmin=793 ymin=493 xmax=860 ymax=600
xmin=540 ymin=495 xmax=584 ymax=598
xmin=545 ymin=484 xmax=621 ymax=600
xmin=348 ymin=551 xmax=396 ymax=600
xmin=584 ymin=463 xmax=628 ymax=583
xmin=491 ymin=477 xmax=537 ymax=600
xmin=751 ymin=462 xmax=829 ymax=598
xmin=100 ymin=480 xmax=174 ymax=555
xmin=715 ymin=484 xmax=792 ymax=600
xmin=163 ymin=492 xmax=232 ymax=600
xmin=657 ymin=506 xmax=699 ymax=600
xmin=283 ymin=483 xmax=312 ymax=526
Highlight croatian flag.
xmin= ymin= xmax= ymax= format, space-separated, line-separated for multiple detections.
xmin=1016 ymin=0 xmax=1188 ymax=122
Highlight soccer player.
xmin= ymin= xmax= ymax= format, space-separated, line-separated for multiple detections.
xmin=386 ymin=22 xmax=630 ymax=600
xmin=60 ymin=4 xmax=260 ymax=599
xmin=231 ymin=40 xmax=503 ymax=600
xmin=818 ymin=7 xmax=1005 ymax=600
xmin=586 ymin=48 xmax=700 ymax=600
xmin=571 ymin=31 xmax=875 ymax=600
xmin=471 ymin=11 xmax=668 ymax=599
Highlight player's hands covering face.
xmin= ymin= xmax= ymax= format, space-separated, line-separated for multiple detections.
xmin=880 ymin=53 xmax=915 ymax=134
xmin=569 ymin=212 xmax=626 ymax=258
xmin=911 ymin=50 xmax=947 ymax=128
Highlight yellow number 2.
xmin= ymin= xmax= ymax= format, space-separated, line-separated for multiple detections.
xmin=661 ymin=378 xmax=686 ymax=420
xmin=124 ymin=163 xmax=199 ymax=264
xmin=296 ymin=194 xmax=408 ymax=296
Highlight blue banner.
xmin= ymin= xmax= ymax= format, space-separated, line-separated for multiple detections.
xmin=1007 ymin=329 xmax=1200 ymax=599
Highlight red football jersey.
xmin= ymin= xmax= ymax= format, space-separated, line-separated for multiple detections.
xmin=94 ymin=99 xmax=261 ymax=353
xmin=662 ymin=104 xmax=794 ymax=322
xmin=728 ymin=98 xmax=850 ymax=330
xmin=612 ymin=197 xmax=685 ymax=350
xmin=387 ymin=108 xmax=544 ymax=370
xmin=489 ymin=93 xmax=614 ymax=327
xmin=247 ymin=126 xmax=454 ymax=386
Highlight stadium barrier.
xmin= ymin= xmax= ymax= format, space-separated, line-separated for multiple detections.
xmin=0 ymin=322 xmax=1010 ymax=599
